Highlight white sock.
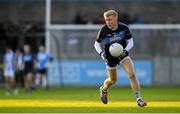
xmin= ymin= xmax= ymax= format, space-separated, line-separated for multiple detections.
xmin=42 ymin=76 xmax=47 ymax=88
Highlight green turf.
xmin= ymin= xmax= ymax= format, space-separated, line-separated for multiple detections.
xmin=0 ymin=107 xmax=180 ymax=113
xmin=0 ymin=86 xmax=180 ymax=113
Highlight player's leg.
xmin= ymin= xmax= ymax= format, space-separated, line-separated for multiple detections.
xmin=100 ymin=66 xmax=117 ymax=104
xmin=24 ymin=72 xmax=32 ymax=94
xmin=24 ymin=74 xmax=28 ymax=93
xmin=10 ymin=76 xmax=18 ymax=95
xmin=10 ymin=70 xmax=18 ymax=95
xmin=20 ymin=70 xmax=24 ymax=87
xmin=4 ymin=76 xmax=10 ymax=95
xmin=103 ymin=67 xmax=117 ymax=90
xmin=4 ymin=70 xmax=11 ymax=95
xmin=27 ymin=73 xmax=32 ymax=91
xmin=42 ymin=75 xmax=48 ymax=89
xmin=120 ymin=57 xmax=140 ymax=92
xmin=35 ymin=72 xmax=41 ymax=87
xmin=120 ymin=57 xmax=147 ymax=107
xmin=42 ymin=69 xmax=48 ymax=89
xmin=15 ymin=71 xmax=19 ymax=86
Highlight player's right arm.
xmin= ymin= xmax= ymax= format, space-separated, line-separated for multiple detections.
xmin=94 ymin=27 xmax=107 ymax=62
xmin=94 ymin=41 xmax=103 ymax=55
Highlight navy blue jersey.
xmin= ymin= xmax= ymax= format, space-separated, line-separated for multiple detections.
xmin=96 ymin=22 xmax=132 ymax=67
xmin=96 ymin=22 xmax=132 ymax=53
xmin=23 ymin=53 xmax=34 ymax=72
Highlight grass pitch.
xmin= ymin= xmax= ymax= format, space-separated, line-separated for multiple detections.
xmin=0 ymin=86 xmax=180 ymax=113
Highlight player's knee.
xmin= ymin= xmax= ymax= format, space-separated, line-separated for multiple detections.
xmin=129 ymin=72 xmax=135 ymax=79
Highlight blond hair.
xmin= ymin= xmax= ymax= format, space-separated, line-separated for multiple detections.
xmin=103 ymin=10 xmax=118 ymax=18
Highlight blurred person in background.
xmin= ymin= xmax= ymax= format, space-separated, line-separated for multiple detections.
xmin=3 ymin=46 xmax=18 ymax=95
xmin=94 ymin=10 xmax=146 ymax=107
xmin=131 ymin=13 xmax=143 ymax=24
xmin=73 ymin=12 xmax=87 ymax=24
xmin=35 ymin=45 xmax=52 ymax=89
xmin=119 ymin=13 xmax=131 ymax=25
xmin=15 ymin=49 xmax=24 ymax=87
xmin=22 ymin=45 xmax=34 ymax=94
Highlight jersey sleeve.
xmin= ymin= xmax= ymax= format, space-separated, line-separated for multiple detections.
xmin=96 ymin=28 xmax=104 ymax=43
xmin=46 ymin=52 xmax=53 ymax=61
xmin=125 ymin=26 xmax=132 ymax=40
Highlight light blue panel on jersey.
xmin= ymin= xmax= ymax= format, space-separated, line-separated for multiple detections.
xmin=48 ymin=60 xmax=152 ymax=86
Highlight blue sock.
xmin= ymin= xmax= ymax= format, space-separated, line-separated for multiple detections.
xmin=135 ymin=91 xmax=141 ymax=100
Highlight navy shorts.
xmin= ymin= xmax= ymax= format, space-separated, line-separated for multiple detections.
xmin=105 ymin=51 xmax=129 ymax=67
xmin=37 ymin=69 xmax=47 ymax=74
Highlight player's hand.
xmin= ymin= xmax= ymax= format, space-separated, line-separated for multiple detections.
xmin=100 ymin=52 xmax=108 ymax=63
xmin=119 ymin=49 xmax=129 ymax=58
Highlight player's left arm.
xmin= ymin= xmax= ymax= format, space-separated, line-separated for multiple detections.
xmin=125 ymin=26 xmax=134 ymax=51
xmin=125 ymin=38 xmax=134 ymax=51
xmin=119 ymin=26 xmax=134 ymax=58
xmin=47 ymin=52 xmax=53 ymax=62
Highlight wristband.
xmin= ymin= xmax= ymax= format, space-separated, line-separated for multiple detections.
xmin=100 ymin=52 xmax=103 ymax=56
